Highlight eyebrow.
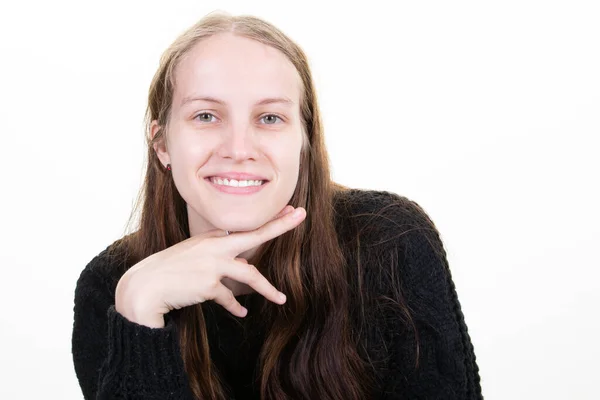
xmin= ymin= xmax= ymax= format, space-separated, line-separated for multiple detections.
xmin=180 ymin=95 xmax=295 ymax=107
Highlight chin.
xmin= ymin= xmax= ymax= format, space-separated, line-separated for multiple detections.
xmin=214 ymin=213 xmax=266 ymax=233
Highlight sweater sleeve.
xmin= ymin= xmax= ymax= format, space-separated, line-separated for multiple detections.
xmin=71 ymin=255 xmax=195 ymax=400
xmin=378 ymin=198 xmax=483 ymax=399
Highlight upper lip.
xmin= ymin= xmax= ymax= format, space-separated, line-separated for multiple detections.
xmin=207 ymin=172 xmax=269 ymax=181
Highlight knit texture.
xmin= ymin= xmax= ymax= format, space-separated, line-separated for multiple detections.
xmin=72 ymin=189 xmax=483 ymax=399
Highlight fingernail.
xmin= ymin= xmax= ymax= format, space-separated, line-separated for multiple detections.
xmin=240 ymin=307 xmax=248 ymax=317
xmin=278 ymin=292 xmax=287 ymax=303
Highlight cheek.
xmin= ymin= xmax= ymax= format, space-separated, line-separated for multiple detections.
xmin=282 ymin=156 xmax=301 ymax=179
xmin=273 ymin=137 xmax=302 ymax=172
xmin=170 ymin=134 xmax=216 ymax=164
xmin=274 ymin=146 xmax=302 ymax=194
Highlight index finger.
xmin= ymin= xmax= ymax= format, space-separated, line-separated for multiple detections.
xmin=226 ymin=207 xmax=306 ymax=255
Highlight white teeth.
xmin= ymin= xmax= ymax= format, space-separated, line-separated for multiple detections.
xmin=211 ymin=177 xmax=263 ymax=187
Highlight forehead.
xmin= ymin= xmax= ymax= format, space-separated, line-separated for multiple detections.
xmin=173 ymin=33 xmax=302 ymax=106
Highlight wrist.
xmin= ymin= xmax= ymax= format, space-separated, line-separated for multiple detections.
xmin=115 ymin=276 xmax=165 ymax=328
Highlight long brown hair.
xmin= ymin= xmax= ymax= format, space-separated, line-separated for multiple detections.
xmin=107 ymin=11 xmax=418 ymax=399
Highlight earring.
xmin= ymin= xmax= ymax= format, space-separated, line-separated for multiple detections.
xmin=166 ymin=163 xmax=171 ymax=171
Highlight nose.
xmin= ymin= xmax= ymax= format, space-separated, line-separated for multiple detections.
xmin=216 ymin=122 xmax=259 ymax=161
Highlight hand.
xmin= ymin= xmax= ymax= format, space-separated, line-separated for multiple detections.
xmin=115 ymin=205 xmax=306 ymax=328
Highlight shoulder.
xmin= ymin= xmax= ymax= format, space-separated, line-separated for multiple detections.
xmin=75 ymin=239 xmax=131 ymax=296
xmin=333 ymin=188 xmax=441 ymax=252
xmin=335 ymin=192 xmax=482 ymax=397
xmin=332 ymin=188 xmax=451 ymax=309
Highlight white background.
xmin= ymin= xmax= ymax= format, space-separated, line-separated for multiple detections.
xmin=1 ymin=1 xmax=598 ymax=399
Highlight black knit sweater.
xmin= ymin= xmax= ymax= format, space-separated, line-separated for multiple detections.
xmin=72 ymin=189 xmax=483 ymax=399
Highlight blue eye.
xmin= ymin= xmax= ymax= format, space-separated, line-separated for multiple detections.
xmin=194 ymin=112 xmax=216 ymax=123
xmin=261 ymin=114 xmax=282 ymax=125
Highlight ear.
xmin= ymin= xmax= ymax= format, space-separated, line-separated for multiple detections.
xmin=151 ymin=120 xmax=170 ymax=168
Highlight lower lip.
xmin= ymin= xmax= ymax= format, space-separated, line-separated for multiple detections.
xmin=205 ymin=178 xmax=269 ymax=195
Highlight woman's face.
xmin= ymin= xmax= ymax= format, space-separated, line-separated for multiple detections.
xmin=152 ymin=32 xmax=304 ymax=238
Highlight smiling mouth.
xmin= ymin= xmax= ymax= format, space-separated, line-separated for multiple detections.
xmin=205 ymin=176 xmax=269 ymax=187
xmin=204 ymin=177 xmax=269 ymax=195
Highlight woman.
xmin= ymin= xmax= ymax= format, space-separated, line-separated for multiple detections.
xmin=71 ymin=11 xmax=483 ymax=400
